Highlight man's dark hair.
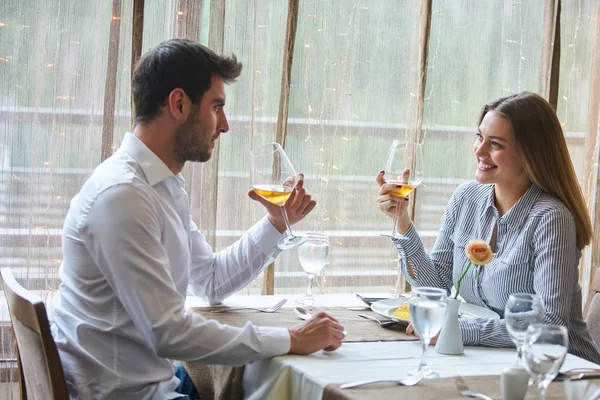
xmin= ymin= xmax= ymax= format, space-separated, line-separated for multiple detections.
xmin=132 ymin=39 xmax=242 ymax=124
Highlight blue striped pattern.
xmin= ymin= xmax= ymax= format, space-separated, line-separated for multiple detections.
xmin=394 ymin=181 xmax=600 ymax=363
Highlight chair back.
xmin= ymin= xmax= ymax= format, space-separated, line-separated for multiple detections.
xmin=1 ymin=268 xmax=68 ymax=400
xmin=585 ymin=266 xmax=600 ymax=346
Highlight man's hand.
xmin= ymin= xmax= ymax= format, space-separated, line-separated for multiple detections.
xmin=406 ymin=322 xmax=440 ymax=345
xmin=288 ymin=311 xmax=345 ymax=354
xmin=248 ymin=173 xmax=317 ymax=233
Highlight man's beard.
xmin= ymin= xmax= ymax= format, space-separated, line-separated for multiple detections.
xmin=173 ymin=111 xmax=213 ymax=164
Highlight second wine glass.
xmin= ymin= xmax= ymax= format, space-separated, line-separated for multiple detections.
xmin=409 ymin=286 xmax=447 ymax=378
xmin=296 ymin=233 xmax=330 ymax=306
xmin=522 ymin=323 xmax=568 ymax=400
xmin=381 ymin=140 xmax=424 ymax=239
xmin=251 ymin=142 xmax=307 ymax=250
xmin=504 ymin=293 xmax=545 ymax=366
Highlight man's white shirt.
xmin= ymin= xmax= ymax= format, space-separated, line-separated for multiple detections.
xmin=51 ymin=133 xmax=290 ymax=399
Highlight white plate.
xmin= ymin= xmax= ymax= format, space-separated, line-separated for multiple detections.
xmin=371 ymin=298 xmax=500 ymax=324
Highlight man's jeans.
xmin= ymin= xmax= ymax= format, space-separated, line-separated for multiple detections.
xmin=174 ymin=364 xmax=201 ymax=400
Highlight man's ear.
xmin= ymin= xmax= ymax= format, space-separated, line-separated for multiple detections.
xmin=167 ymin=88 xmax=190 ymax=121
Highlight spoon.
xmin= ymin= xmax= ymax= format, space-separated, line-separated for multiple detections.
xmin=295 ymin=307 xmax=312 ymax=320
xmin=358 ymin=313 xmax=399 ymax=328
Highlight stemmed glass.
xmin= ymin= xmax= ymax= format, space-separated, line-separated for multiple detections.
xmin=251 ymin=142 xmax=307 ymax=250
xmin=522 ymin=323 xmax=568 ymax=400
xmin=380 ymin=140 xmax=424 ymax=239
xmin=409 ymin=287 xmax=448 ymax=378
xmin=505 ymin=293 xmax=545 ymax=366
xmin=296 ymin=233 xmax=330 ymax=306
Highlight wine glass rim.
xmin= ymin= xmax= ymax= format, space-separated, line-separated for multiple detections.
xmin=250 ymin=142 xmax=282 ymax=157
xmin=527 ymin=323 xmax=567 ymax=333
xmin=391 ymin=139 xmax=423 ymax=146
xmin=303 ymin=232 xmax=329 ymax=240
xmin=412 ymin=286 xmax=447 ymax=296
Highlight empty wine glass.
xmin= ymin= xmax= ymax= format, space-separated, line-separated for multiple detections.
xmin=505 ymin=293 xmax=545 ymax=366
xmin=380 ymin=140 xmax=424 ymax=239
xmin=522 ymin=323 xmax=568 ymax=400
xmin=251 ymin=142 xmax=307 ymax=250
xmin=409 ymin=287 xmax=447 ymax=378
xmin=296 ymin=233 xmax=330 ymax=306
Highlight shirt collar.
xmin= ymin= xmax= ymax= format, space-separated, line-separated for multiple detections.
xmin=120 ymin=133 xmax=174 ymax=186
xmin=502 ymin=184 xmax=542 ymax=228
xmin=481 ymin=183 xmax=543 ymax=228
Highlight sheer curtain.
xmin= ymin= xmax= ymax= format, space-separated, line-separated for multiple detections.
xmin=1 ymin=0 xmax=600 ymax=395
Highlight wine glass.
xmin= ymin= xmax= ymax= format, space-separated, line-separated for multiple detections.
xmin=505 ymin=293 xmax=545 ymax=366
xmin=522 ymin=323 xmax=568 ymax=400
xmin=296 ymin=233 xmax=330 ymax=306
xmin=380 ymin=140 xmax=424 ymax=238
xmin=251 ymin=142 xmax=307 ymax=250
xmin=409 ymin=286 xmax=447 ymax=378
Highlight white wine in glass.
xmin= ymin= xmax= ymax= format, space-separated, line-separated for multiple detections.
xmin=381 ymin=140 xmax=424 ymax=239
xmin=251 ymin=142 xmax=307 ymax=250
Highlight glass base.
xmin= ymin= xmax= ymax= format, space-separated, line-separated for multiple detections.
xmin=296 ymin=297 xmax=317 ymax=306
xmin=408 ymin=366 xmax=439 ymax=379
xmin=277 ymin=234 xmax=307 ymax=250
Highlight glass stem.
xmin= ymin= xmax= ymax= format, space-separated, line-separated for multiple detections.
xmin=516 ymin=345 xmax=522 ymax=367
xmin=280 ymin=206 xmax=295 ymax=238
xmin=537 ymin=379 xmax=549 ymax=400
xmin=306 ymin=273 xmax=315 ymax=299
xmin=417 ymin=338 xmax=430 ymax=372
xmin=392 ymin=214 xmax=399 ymax=237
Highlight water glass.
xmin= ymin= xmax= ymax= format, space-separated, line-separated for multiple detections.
xmin=296 ymin=233 xmax=330 ymax=306
xmin=522 ymin=323 xmax=568 ymax=400
xmin=409 ymin=287 xmax=447 ymax=378
xmin=505 ymin=293 xmax=545 ymax=365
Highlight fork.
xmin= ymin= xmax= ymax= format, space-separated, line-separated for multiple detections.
xmin=339 ymin=368 xmax=426 ymax=389
xmin=454 ymin=376 xmax=493 ymax=400
xmin=210 ymin=298 xmax=287 ymax=313
xmin=357 ymin=313 xmax=401 ymax=328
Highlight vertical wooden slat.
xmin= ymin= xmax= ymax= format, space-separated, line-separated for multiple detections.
xmin=190 ymin=0 xmax=225 ymax=248
xmin=582 ymin=1 xmax=600 ymax=301
xmin=401 ymin=0 xmax=432 ymax=293
xmin=131 ymin=0 xmax=145 ymax=124
xmin=539 ymin=0 xmax=561 ymax=108
xmin=101 ymin=0 xmax=122 ymax=161
xmin=173 ymin=0 xmax=204 ymax=40
xmin=261 ymin=0 xmax=300 ymax=296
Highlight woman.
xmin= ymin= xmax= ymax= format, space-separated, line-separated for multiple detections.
xmin=376 ymin=91 xmax=600 ymax=363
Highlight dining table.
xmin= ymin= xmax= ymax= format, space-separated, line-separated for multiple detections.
xmin=183 ymin=294 xmax=600 ymax=400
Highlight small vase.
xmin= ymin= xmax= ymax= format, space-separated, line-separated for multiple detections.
xmin=435 ymin=298 xmax=464 ymax=355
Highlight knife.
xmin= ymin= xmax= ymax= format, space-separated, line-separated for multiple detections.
xmin=555 ymin=371 xmax=600 ymax=381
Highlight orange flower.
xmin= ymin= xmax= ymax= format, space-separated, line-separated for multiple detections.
xmin=465 ymin=239 xmax=493 ymax=265
xmin=454 ymin=239 xmax=493 ymax=299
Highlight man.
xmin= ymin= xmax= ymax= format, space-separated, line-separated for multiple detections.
xmin=51 ymin=39 xmax=345 ymax=400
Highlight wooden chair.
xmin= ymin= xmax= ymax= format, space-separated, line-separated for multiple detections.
xmin=584 ymin=266 xmax=600 ymax=347
xmin=1 ymin=268 xmax=68 ymax=400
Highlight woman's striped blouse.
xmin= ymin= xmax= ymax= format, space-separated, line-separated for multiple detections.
xmin=394 ymin=181 xmax=600 ymax=364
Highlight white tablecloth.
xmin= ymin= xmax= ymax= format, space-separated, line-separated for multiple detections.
xmin=185 ymin=294 xmax=599 ymax=400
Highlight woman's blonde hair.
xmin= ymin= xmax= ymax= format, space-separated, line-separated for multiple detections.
xmin=478 ymin=91 xmax=592 ymax=249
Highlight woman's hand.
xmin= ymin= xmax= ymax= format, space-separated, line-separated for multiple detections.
xmin=406 ymin=322 xmax=440 ymax=345
xmin=376 ymin=169 xmax=412 ymax=233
